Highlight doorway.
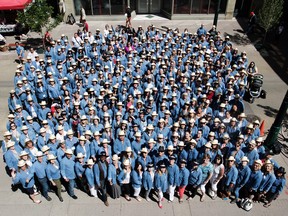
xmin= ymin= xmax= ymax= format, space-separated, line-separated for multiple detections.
xmin=137 ymin=0 xmax=161 ymax=14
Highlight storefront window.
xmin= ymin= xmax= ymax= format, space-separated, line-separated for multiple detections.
xmin=192 ymin=0 xmax=209 ymax=13
xmin=92 ymin=0 xmax=110 ymax=15
xmin=75 ymin=0 xmax=130 ymax=15
xmin=174 ymin=0 xmax=191 ymax=14
xmin=74 ymin=0 xmax=91 ymax=15
xmin=162 ymin=0 xmax=172 ymax=14
xmin=111 ymin=0 xmax=125 ymax=14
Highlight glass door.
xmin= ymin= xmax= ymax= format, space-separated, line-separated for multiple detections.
xmin=138 ymin=0 xmax=149 ymax=13
xmin=137 ymin=0 xmax=161 ymax=13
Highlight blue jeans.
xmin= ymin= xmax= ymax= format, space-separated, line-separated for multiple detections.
xmin=38 ymin=177 xmax=49 ymax=197
xmin=67 ymin=179 xmax=76 ymax=196
xmin=234 ymin=186 xmax=242 ymax=200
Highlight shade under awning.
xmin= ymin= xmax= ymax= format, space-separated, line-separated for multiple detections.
xmin=0 ymin=0 xmax=32 ymax=10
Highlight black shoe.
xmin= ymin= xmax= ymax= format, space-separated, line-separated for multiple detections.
xmin=59 ymin=197 xmax=64 ymax=202
xmin=45 ymin=196 xmax=52 ymax=201
xmin=230 ymin=199 xmax=237 ymax=204
xmin=71 ymin=195 xmax=78 ymax=199
xmin=11 ymin=184 xmax=18 ymax=192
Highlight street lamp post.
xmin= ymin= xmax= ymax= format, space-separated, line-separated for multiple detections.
xmin=213 ymin=0 xmax=221 ymax=27
xmin=264 ymin=89 xmax=288 ymax=149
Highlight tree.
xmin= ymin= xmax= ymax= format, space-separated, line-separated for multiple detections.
xmin=258 ymin=0 xmax=284 ymax=43
xmin=17 ymin=0 xmax=62 ymax=48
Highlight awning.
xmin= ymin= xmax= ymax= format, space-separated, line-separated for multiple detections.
xmin=0 ymin=0 xmax=32 ymax=10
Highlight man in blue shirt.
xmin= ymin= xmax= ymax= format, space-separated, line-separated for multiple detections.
xmin=33 ymin=152 xmax=52 ymax=201
xmin=61 ymin=149 xmax=77 ymax=199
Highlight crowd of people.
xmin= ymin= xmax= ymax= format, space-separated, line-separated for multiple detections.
xmin=3 ymin=23 xmax=286 ymax=209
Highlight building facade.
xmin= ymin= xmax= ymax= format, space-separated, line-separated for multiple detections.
xmin=64 ymin=0 xmax=239 ymax=20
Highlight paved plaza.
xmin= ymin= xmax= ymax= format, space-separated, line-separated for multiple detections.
xmin=0 ymin=18 xmax=287 ymax=216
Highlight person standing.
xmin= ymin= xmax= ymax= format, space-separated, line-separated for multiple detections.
xmin=246 ymin=12 xmax=257 ymax=35
xmin=178 ymin=159 xmax=189 ymax=203
xmin=85 ymin=159 xmax=97 ymax=197
xmin=155 ymin=163 xmax=168 ymax=209
xmin=199 ymin=154 xmax=213 ymax=202
xmin=107 ymin=154 xmax=122 ymax=199
xmin=46 ymin=154 xmax=63 ymax=202
xmin=80 ymin=6 xmax=86 ymax=24
xmin=167 ymin=155 xmax=179 ymax=203
xmin=11 ymin=160 xmax=41 ymax=204
xmin=94 ymin=151 xmax=109 ymax=206
xmin=33 ymin=152 xmax=52 ymax=201
xmin=61 ymin=149 xmax=78 ymax=199
xmin=143 ymin=163 xmax=155 ymax=201
xmin=125 ymin=6 xmax=132 ymax=28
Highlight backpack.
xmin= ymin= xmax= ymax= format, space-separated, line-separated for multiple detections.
xmin=240 ymin=198 xmax=253 ymax=211
xmin=67 ymin=13 xmax=76 ymax=25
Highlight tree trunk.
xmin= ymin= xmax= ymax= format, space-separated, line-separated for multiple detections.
xmin=263 ymin=31 xmax=268 ymax=44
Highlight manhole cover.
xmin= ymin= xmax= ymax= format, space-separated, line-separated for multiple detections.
xmin=145 ymin=15 xmax=154 ymax=19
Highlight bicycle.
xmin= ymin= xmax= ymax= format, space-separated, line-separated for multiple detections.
xmin=277 ymin=120 xmax=288 ymax=158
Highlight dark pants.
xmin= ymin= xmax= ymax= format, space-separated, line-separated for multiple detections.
xmin=122 ymin=183 xmax=131 ymax=196
xmin=186 ymin=184 xmax=198 ymax=198
xmin=37 ymin=177 xmax=49 ymax=197
xmin=265 ymin=191 xmax=279 ymax=203
xmin=99 ymin=180 xmax=107 ymax=202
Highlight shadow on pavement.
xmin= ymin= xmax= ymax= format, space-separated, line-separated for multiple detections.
xmin=223 ymin=31 xmax=251 ymax=46
xmin=257 ymin=104 xmax=288 ymax=120
xmin=236 ymin=18 xmax=288 ymax=85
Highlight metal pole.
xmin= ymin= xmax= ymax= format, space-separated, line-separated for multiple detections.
xmin=213 ymin=0 xmax=221 ymax=27
xmin=264 ymin=89 xmax=288 ymax=149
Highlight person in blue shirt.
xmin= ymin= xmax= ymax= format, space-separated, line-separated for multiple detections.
xmin=85 ymin=159 xmax=97 ymax=197
xmin=263 ymin=167 xmax=286 ymax=207
xmin=113 ymin=130 xmax=131 ymax=156
xmin=74 ymin=152 xmax=86 ymax=192
xmin=61 ymin=149 xmax=77 ymax=199
xmin=15 ymin=42 xmax=25 ymax=62
xmin=178 ymin=159 xmax=189 ymax=203
xmin=197 ymin=24 xmax=207 ymax=36
xmin=143 ymin=163 xmax=155 ymax=201
xmin=33 ymin=152 xmax=52 ymax=201
xmin=46 ymin=154 xmax=63 ymax=202
xmin=231 ymin=156 xmax=251 ymax=204
xmin=243 ymin=140 xmax=259 ymax=167
xmin=4 ymin=141 xmax=22 ymax=174
xmin=219 ymin=156 xmax=238 ymax=200
xmin=243 ymin=159 xmax=263 ymax=200
xmin=154 ymin=163 xmax=168 ymax=209
xmin=11 ymin=160 xmax=41 ymax=204
xmin=167 ymin=155 xmax=179 ymax=202
xmin=131 ymin=162 xmax=144 ymax=201
xmin=107 ymin=154 xmax=122 ymax=199
xmin=255 ymin=160 xmax=276 ymax=201
xmin=186 ymin=161 xmax=203 ymax=200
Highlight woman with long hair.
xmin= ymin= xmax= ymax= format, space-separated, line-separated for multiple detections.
xmin=154 ymin=163 xmax=168 ymax=208
xmin=209 ymin=154 xmax=225 ymax=199
xmin=199 ymin=154 xmax=213 ymax=202
xmin=131 ymin=162 xmax=144 ymax=201
xmin=118 ymin=159 xmax=132 ymax=201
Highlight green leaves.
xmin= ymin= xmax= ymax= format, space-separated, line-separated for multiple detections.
xmin=17 ymin=0 xmax=60 ymax=36
xmin=259 ymin=0 xmax=284 ymax=32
